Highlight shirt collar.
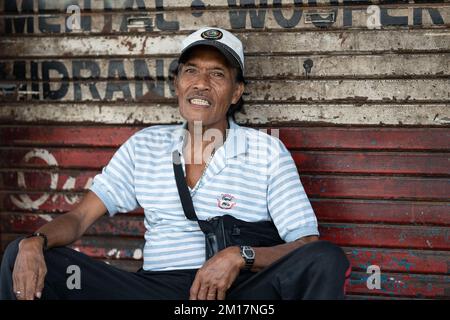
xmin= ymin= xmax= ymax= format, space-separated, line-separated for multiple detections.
xmin=170 ymin=121 xmax=188 ymax=154
xmin=224 ymin=117 xmax=247 ymax=159
xmin=170 ymin=117 xmax=247 ymax=159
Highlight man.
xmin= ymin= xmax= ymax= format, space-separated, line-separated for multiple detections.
xmin=0 ymin=27 xmax=350 ymax=300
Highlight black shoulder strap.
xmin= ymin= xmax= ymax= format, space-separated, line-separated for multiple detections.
xmin=172 ymin=150 xmax=198 ymax=221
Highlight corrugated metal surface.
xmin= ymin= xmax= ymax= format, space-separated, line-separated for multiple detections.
xmin=0 ymin=0 xmax=449 ymax=299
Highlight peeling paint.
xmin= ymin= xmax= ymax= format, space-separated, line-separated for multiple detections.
xmin=1 ymin=103 xmax=449 ymax=126
xmin=133 ymin=248 xmax=143 ymax=260
xmin=40 ymin=214 xmax=53 ymax=222
xmin=10 ymin=149 xmax=58 ymax=210
xmin=1 ymin=30 xmax=449 ymax=57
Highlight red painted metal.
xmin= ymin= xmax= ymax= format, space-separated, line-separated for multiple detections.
xmin=0 ymin=126 xmax=139 ymax=147
xmin=1 ymin=125 xmax=449 ymax=299
xmin=0 ymin=191 xmax=144 ymax=215
xmin=320 ymin=223 xmax=449 ymax=250
xmin=2 ymin=126 xmax=449 ymax=150
xmin=344 ymin=247 xmax=449 ymax=274
xmin=312 ymin=199 xmax=449 ymax=226
xmin=0 ymin=148 xmax=114 ymax=169
xmin=302 ymin=175 xmax=450 ymax=200
xmin=347 ymin=271 xmax=449 ymax=298
xmin=70 ymin=237 xmax=144 ymax=260
xmin=1 ymin=213 xmax=146 ymax=236
xmin=1 ymin=170 xmax=95 ymax=191
xmin=292 ymin=151 xmax=450 ymax=175
xmin=276 ymin=127 xmax=450 ymax=151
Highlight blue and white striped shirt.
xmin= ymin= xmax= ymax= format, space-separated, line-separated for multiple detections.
xmin=90 ymin=118 xmax=319 ymax=271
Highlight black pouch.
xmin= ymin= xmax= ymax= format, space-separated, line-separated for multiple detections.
xmin=198 ymin=215 xmax=284 ymax=259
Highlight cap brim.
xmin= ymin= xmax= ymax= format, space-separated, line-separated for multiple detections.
xmin=179 ymin=40 xmax=243 ymax=74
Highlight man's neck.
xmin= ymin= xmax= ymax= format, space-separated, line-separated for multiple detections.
xmin=185 ymin=118 xmax=229 ymax=165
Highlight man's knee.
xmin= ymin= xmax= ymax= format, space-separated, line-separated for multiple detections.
xmin=289 ymin=240 xmax=350 ymax=273
xmin=267 ymin=241 xmax=350 ymax=299
xmin=305 ymin=240 xmax=349 ymax=273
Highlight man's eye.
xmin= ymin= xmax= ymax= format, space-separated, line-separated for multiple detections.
xmin=212 ymin=72 xmax=225 ymax=78
xmin=184 ymin=68 xmax=196 ymax=73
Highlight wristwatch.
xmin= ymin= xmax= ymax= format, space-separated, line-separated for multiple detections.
xmin=240 ymin=245 xmax=255 ymax=270
xmin=25 ymin=232 xmax=48 ymax=251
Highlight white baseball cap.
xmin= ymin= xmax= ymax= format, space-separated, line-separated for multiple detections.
xmin=179 ymin=27 xmax=245 ymax=75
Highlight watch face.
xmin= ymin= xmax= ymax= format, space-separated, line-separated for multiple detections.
xmin=243 ymin=246 xmax=255 ymax=259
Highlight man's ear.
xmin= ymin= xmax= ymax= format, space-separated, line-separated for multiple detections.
xmin=232 ymin=82 xmax=244 ymax=104
xmin=173 ymin=75 xmax=179 ymax=96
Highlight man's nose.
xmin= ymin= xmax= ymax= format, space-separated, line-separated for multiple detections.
xmin=193 ymin=72 xmax=211 ymax=91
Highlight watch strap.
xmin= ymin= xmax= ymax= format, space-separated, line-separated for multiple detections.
xmin=25 ymin=232 xmax=48 ymax=251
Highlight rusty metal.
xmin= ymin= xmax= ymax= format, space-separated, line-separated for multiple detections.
xmin=0 ymin=0 xmax=449 ymax=300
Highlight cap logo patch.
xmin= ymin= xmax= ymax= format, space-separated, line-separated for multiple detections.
xmin=201 ymin=29 xmax=223 ymax=40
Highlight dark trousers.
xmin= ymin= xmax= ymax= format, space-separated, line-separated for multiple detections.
xmin=0 ymin=238 xmax=350 ymax=300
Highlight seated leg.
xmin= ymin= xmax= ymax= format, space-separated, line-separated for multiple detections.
xmin=1 ymin=237 xmax=197 ymax=300
xmin=227 ymin=240 xmax=351 ymax=300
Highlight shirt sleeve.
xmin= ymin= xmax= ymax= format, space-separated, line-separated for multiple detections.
xmin=267 ymin=141 xmax=319 ymax=242
xmin=89 ymin=135 xmax=139 ymax=217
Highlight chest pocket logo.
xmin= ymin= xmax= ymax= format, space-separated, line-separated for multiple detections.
xmin=217 ymin=194 xmax=236 ymax=210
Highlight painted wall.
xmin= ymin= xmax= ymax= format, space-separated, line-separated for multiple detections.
xmin=0 ymin=0 xmax=449 ymax=299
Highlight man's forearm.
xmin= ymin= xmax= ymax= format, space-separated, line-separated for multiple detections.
xmin=21 ymin=191 xmax=107 ymax=250
xmin=20 ymin=212 xmax=85 ymax=252
xmin=32 ymin=212 xmax=85 ymax=249
xmin=251 ymin=235 xmax=319 ymax=272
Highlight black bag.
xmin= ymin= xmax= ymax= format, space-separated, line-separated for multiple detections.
xmin=172 ymin=151 xmax=285 ymax=260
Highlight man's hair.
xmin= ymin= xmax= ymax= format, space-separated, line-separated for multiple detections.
xmin=174 ymin=47 xmax=246 ymax=120
xmin=228 ymin=70 xmax=246 ymax=120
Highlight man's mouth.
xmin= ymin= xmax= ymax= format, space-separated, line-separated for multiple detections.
xmin=188 ymin=98 xmax=211 ymax=107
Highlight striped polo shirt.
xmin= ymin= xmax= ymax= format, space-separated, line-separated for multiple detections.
xmin=90 ymin=118 xmax=319 ymax=271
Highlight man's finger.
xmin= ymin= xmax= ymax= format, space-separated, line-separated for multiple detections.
xmin=16 ymin=289 xmax=25 ymax=300
xmin=217 ymin=289 xmax=226 ymax=300
xmin=24 ymin=274 xmax=36 ymax=300
xmin=35 ymin=269 xmax=45 ymax=299
xmin=12 ymin=275 xmax=20 ymax=300
xmin=13 ymin=272 xmax=27 ymax=300
xmin=197 ymin=283 xmax=209 ymax=300
xmin=13 ymin=284 xmax=25 ymax=300
xmin=207 ymin=287 xmax=218 ymax=300
xmin=189 ymin=276 xmax=201 ymax=300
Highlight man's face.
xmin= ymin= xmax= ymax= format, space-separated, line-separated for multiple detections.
xmin=174 ymin=46 xmax=244 ymax=127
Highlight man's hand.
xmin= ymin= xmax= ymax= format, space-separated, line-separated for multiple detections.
xmin=9 ymin=191 xmax=107 ymax=300
xmin=190 ymin=246 xmax=244 ymax=300
xmin=12 ymin=238 xmax=47 ymax=300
